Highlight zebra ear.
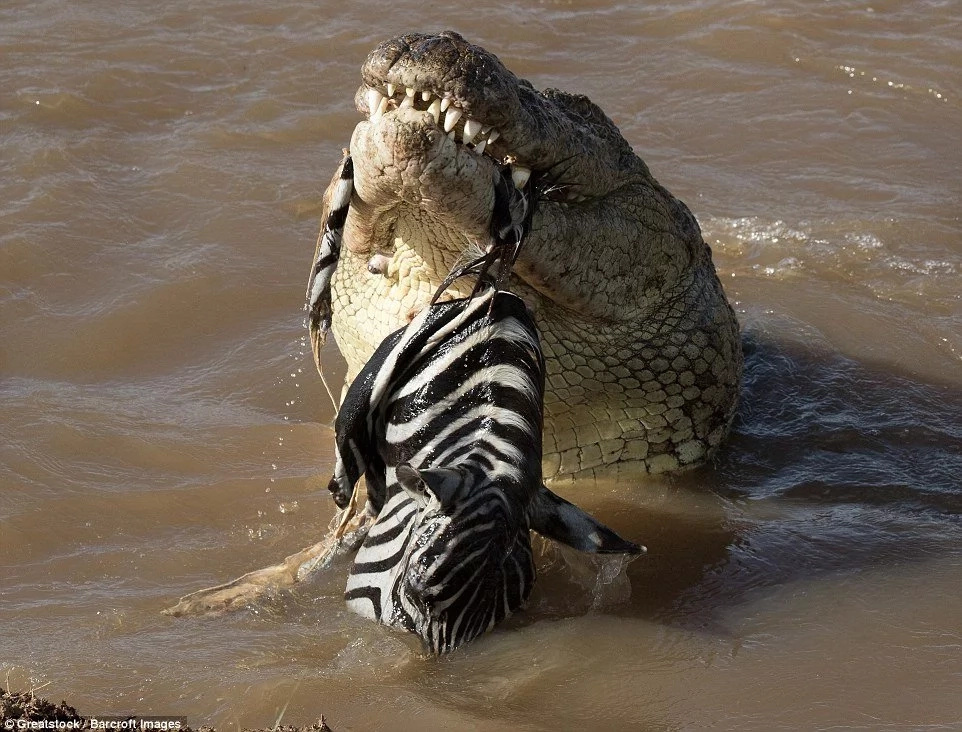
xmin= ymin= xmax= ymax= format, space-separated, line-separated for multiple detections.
xmin=396 ymin=464 xmax=459 ymax=509
xmin=530 ymin=485 xmax=644 ymax=555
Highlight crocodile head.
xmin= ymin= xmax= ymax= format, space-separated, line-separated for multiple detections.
xmin=348 ymin=31 xmax=637 ymax=276
xmin=326 ymin=31 xmax=743 ymax=479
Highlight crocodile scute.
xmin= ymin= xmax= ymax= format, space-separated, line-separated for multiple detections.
xmin=313 ymin=31 xmax=743 ymax=480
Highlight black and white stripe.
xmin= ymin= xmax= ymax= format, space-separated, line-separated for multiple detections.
xmin=330 ymin=287 xmax=542 ymax=652
xmin=307 ymin=151 xmax=353 ymax=348
xmin=323 ymin=159 xmax=640 ymax=653
xmin=328 ymin=293 xmax=640 ymax=653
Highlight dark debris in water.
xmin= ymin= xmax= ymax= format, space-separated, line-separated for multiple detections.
xmin=0 ymin=688 xmax=334 ymax=732
xmin=1 ymin=687 xmax=83 ymax=723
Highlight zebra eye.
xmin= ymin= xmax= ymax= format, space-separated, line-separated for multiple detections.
xmin=396 ymin=464 xmax=460 ymax=509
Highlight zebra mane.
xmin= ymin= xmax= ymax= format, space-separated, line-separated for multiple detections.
xmin=430 ymin=164 xmax=537 ymax=307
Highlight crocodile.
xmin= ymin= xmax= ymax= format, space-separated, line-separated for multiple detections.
xmin=314 ymin=31 xmax=742 ymax=480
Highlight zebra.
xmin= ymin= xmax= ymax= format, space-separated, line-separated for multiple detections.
xmin=306 ymin=150 xmax=353 ymax=357
xmin=322 ymin=164 xmax=642 ymax=653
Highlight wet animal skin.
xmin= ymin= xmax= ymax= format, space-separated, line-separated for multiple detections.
xmin=329 ymin=286 xmax=640 ymax=653
xmin=314 ymin=31 xmax=743 ymax=479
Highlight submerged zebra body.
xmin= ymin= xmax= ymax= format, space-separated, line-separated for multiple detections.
xmin=329 ymin=286 xmax=640 ymax=653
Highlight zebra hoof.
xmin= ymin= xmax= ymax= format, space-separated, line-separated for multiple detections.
xmin=327 ymin=475 xmax=351 ymax=509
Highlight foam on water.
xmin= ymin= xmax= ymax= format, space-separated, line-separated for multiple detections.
xmin=711 ymin=215 xmax=958 ymax=290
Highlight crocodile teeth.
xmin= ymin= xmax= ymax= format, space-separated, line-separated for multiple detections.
xmin=443 ymin=107 xmax=462 ymax=133
xmin=427 ymin=98 xmax=442 ymax=123
xmin=462 ymin=118 xmax=482 ymax=145
xmin=371 ymin=95 xmax=389 ymax=122
xmin=366 ymin=88 xmax=385 ymax=117
xmin=364 ymin=84 xmax=508 ymax=160
xmin=511 ymin=165 xmax=531 ymax=189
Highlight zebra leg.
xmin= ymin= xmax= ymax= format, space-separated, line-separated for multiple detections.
xmin=162 ymin=517 xmax=369 ymax=618
xmin=307 ymin=151 xmax=354 ymax=360
xmin=163 ymin=444 xmax=369 ymax=617
xmin=529 ymin=485 xmax=644 ymax=555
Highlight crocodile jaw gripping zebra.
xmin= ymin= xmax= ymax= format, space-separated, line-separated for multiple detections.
xmin=313 ymin=154 xmax=641 ymax=653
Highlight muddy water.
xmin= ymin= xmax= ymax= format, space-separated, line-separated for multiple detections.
xmin=2 ymin=0 xmax=960 ymax=729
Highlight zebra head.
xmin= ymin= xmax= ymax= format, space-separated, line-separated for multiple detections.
xmin=345 ymin=461 xmax=642 ymax=654
xmin=346 ymin=462 xmax=535 ymax=655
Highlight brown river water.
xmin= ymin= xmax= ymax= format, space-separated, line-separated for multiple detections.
xmin=2 ymin=1 xmax=961 ymax=729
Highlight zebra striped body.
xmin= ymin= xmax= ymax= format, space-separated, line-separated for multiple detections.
xmin=314 ymin=153 xmax=640 ymax=653
xmin=330 ymin=287 xmax=543 ymax=653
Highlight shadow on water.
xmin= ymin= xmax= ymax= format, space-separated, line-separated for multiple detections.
xmin=532 ymin=324 xmax=962 ymax=629
xmin=718 ymin=328 xmax=962 ymax=509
